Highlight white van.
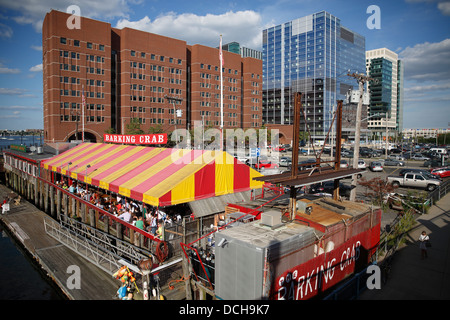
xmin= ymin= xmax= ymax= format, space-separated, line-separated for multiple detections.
xmin=430 ymin=148 xmax=447 ymax=155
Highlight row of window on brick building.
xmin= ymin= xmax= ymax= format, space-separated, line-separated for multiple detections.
xmin=59 ymin=36 xmax=183 ymax=65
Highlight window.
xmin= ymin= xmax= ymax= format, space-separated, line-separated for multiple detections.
xmin=131 ymin=50 xmax=136 ymax=57
xmin=99 ymin=44 xmax=104 ymax=51
xmin=141 ymin=52 xmax=145 ymax=58
xmin=87 ymin=42 xmax=93 ymax=49
xmin=60 ymin=37 xmax=66 ymax=44
xmin=74 ymin=40 xmax=80 ymax=47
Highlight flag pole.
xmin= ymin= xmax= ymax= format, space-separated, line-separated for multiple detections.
xmin=82 ymin=85 xmax=85 ymax=142
xmin=219 ymin=34 xmax=224 ymax=150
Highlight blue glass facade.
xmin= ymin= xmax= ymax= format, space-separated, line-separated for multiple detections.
xmin=368 ymin=57 xmax=392 ymax=117
xmin=262 ymin=11 xmax=365 ymax=138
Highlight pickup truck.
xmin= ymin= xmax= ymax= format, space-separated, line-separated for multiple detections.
xmin=388 ymin=172 xmax=441 ymax=191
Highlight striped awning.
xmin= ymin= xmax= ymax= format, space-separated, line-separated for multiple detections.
xmin=41 ymin=143 xmax=264 ymax=207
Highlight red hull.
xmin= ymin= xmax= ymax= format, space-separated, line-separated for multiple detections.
xmin=272 ymin=210 xmax=381 ymax=300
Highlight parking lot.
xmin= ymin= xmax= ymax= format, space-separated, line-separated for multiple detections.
xmin=254 ymin=152 xmax=448 ymax=201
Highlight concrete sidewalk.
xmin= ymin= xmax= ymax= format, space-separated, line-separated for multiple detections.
xmin=360 ymin=192 xmax=450 ymax=300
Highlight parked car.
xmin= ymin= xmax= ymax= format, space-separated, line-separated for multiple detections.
xmin=411 ymin=154 xmax=430 ymax=161
xmin=309 ymin=181 xmax=353 ymax=198
xmin=299 ymin=148 xmax=308 ymax=155
xmin=274 ymin=146 xmax=286 ymax=152
xmin=254 ymin=160 xmax=279 ymax=170
xmin=389 ymin=155 xmax=405 ymax=161
xmin=360 ymin=149 xmax=374 ymax=158
xmin=236 ymin=156 xmax=250 ymax=165
xmin=341 ymin=150 xmax=353 ymax=158
xmin=298 ymin=158 xmax=317 ymax=171
xmin=399 ymin=168 xmax=441 ymax=181
xmin=369 ymin=161 xmax=383 ymax=172
xmin=423 ymin=159 xmax=449 ymax=168
xmin=383 ymin=159 xmax=405 ymax=167
xmin=357 ymin=159 xmax=366 ymax=169
xmin=340 ymin=160 xmax=349 ymax=168
xmin=279 ymin=157 xmax=292 ymax=167
xmin=430 ymin=167 xmax=450 ymax=178
xmin=387 ymin=172 xmax=441 ymax=191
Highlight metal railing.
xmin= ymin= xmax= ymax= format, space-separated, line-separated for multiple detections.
xmin=427 ymin=179 xmax=450 ymax=206
xmin=43 ymin=216 xmax=123 ymax=274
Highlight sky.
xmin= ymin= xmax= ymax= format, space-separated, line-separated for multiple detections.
xmin=0 ymin=0 xmax=449 ymax=131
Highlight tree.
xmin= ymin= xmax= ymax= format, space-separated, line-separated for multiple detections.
xmin=104 ymin=127 xmax=116 ymax=134
xmin=148 ymin=124 xmax=164 ymax=134
xmin=358 ymin=177 xmax=397 ymax=210
xmin=125 ymin=118 xmax=144 ymax=135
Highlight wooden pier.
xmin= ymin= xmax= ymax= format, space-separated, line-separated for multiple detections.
xmin=0 ymin=183 xmax=119 ymax=299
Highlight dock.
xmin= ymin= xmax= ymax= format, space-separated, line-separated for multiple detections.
xmin=0 ymin=183 xmax=120 ymax=299
xmin=0 ymin=183 xmax=186 ymax=300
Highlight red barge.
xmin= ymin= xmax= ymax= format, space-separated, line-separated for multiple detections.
xmin=212 ymin=196 xmax=381 ymax=300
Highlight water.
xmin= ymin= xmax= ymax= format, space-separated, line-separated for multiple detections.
xmin=0 ymin=135 xmax=44 ymax=151
xmin=0 ymin=225 xmax=66 ymax=300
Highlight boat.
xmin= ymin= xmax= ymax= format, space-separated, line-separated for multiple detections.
xmin=215 ymin=196 xmax=381 ymax=300
xmin=183 ymin=194 xmax=381 ymax=300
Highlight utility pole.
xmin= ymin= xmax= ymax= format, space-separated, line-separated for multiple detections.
xmin=347 ymin=72 xmax=374 ymax=202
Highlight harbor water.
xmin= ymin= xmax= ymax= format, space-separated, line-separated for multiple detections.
xmin=0 ymin=135 xmax=43 ymax=152
xmin=0 ymin=224 xmax=66 ymax=300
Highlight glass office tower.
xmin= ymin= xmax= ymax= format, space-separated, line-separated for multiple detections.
xmin=367 ymin=58 xmax=392 ymax=118
xmin=262 ymin=11 xmax=365 ymax=140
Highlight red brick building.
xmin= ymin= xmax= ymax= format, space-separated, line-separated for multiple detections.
xmin=42 ymin=10 xmax=262 ymax=143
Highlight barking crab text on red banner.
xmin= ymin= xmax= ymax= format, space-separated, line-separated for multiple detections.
xmin=104 ymin=134 xmax=167 ymax=145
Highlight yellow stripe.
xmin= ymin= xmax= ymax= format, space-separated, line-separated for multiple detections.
xmin=249 ymin=167 xmax=264 ymax=189
xmin=101 ymin=148 xmax=163 ymax=195
xmin=82 ymin=144 xmax=129 ymax=183
xmin=141 ymin=149 xmax=209 ymax=206
xmin=69 ymin=144 xmax=114 ymax=180
xmin=149 ymin=153 xmax=208 ymax=202
xmin=170 ymin=173 xmax=196 ymax=205
xmin=214 ymin=151 xmax=234 ymax=196
xmin=85 ymin=146 xmax=145 ymax=189
xmin=46 ymin=143 xmax=98 ymax=170
xmin=120 ymin=149 xmax=193 ymax=198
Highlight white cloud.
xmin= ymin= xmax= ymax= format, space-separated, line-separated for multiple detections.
xmin=0 ymin=22 xmax=13 ymax=38
xmin=0 ymin=105 xmax=42 ymax=110
xmin=29 ymin=63 xmax=43 ymax=72
xmin=31 ymin=45 xmax=42 ymax=51
xmin=115 ymin=10 xmax=263 ymax=49
xmin=405 ymin=0 xmax=450 ymax=16
xmin=437 ymin=1 xmax=450 ymax=15
xmin=0 ymin=88 xmax=27 ymax=95
xmin=405 ymin=82 xmax=450 ymax=93
xmin=399 ymin=38 xmax=450 ymax=82
xmin=0 ymin=67 xmax=20 ymax=74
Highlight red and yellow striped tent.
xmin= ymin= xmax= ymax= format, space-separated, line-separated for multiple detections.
xmin=41 ymin=143 xmax=264 ymax=207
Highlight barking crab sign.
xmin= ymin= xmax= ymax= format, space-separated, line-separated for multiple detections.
xmin=104 ymin=134 xmax=167 ymax=145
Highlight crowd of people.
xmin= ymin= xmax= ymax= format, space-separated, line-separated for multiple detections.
xmin=55 ymin=179 xmax=184 ymax=239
